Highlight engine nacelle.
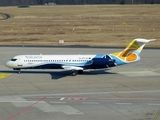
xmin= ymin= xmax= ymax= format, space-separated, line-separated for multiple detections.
xmin=92 ymin=56 xmax=116 ymax=69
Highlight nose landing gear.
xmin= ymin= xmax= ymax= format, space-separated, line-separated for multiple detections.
xmin=13 ymin=68 xmax=21 ymax=74
xmin=18 ymin=69 xmax=21 ymax=74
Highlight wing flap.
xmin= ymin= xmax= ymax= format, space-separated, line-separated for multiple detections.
xmin=62 ymin=66 xmax=84 ymax=70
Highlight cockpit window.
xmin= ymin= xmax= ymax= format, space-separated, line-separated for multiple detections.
xmin=11 ymin=59 xmax=17 ymax=61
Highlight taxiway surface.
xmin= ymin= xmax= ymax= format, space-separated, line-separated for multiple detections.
xmin=0 ymin=47 xmax=160 ymax=120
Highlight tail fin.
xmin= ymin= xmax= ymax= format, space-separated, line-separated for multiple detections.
xmin=111 ymin=38 xmax=156 ymax=63
xmin=125 ymin=38 xmax=156 ymax=55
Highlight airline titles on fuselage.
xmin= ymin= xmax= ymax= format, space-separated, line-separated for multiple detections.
xmin=23 ymin=55 xmax=92 ymax=64
xmin=25 ymin=56 xmax=42 ymax=59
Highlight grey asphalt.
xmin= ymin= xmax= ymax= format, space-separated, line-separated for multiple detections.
xmin=0 ymin=47 xmax=160 ymax=120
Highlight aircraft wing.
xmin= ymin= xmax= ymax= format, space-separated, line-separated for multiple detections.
xmin=62 ymin=66 xmax=84 ymax=70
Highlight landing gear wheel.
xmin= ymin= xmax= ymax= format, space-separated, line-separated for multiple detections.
xmin=78 ymin=70 xmax=83 ymax=74
xmin=71 ymin=72 xmax=77 ymax=76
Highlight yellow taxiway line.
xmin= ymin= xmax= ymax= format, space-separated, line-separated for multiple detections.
xmin=0 ymin=73 xmax=11 ymax=78
xmin=154 ymin=110 xmax=160 ymax=120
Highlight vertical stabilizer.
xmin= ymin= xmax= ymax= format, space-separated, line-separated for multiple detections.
xmin=125 ymin=38 xmax=156 ymax=55
xmin=110 ymin=38 xmax=156 ymax=64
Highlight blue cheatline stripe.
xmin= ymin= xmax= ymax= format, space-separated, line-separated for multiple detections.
xmin=95 ymin=54 xmax=105 ymax=58
xmin=109 ymin=55 xmax=126 ymax=66
xmin=38 ymin=62 xmax=92 ymax=66
xmin=19 ymin=61 xmax=93 ymax=69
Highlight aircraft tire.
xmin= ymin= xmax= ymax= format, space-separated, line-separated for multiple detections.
xmin=72 ymin=72 xmax=77 ymax=76
xmin=78 ymin=70 xmax=83 ymax=74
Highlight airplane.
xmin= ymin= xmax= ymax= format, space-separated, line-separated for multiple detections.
xmin=5 ymin=38 xmax=155 ymax=76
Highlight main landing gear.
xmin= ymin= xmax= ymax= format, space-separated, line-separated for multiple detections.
xmin=71 ymin=70 xmax=83 ymax=76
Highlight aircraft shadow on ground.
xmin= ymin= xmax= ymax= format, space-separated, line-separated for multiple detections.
xmin=0 ymin=69 xmax=117 ymax=80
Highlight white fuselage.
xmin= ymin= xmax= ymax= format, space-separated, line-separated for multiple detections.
xmin=5 ymin=54 xmax=101 ymax=69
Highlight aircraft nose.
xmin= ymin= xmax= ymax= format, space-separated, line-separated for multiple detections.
xmin=5 ymin=61 xmax=13 ymax=68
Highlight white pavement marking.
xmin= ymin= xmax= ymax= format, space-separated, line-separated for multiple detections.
xmin=60 ymin=97 xmax=65 ymax=100
xmin=115 ymin=103 xmax=132 ymax=105
xmin=0 ymin=101 xmax=45 ymax=103
xmin=0 ymin=96 xmax=26 ymax=102
xmin=118 ymin=71 xmax=160 ymax=77
xmin=36 ymin=103 xmax=83 ymax=115
xmin=82 ymin=102 xmax=99 ymax=104
xmin=148 ymin=103 xmax=160 ymax=106
xmin=49 ymin=101 xmax=66 ymax=104
xmin=12 ymin=102 xmax=31 ymax=107
xmin=10 ymin=98 xmax=83 ymax=115
xmin=149 ymin=101 xmax=160 ymax=103
xmin=12 ymin=101 xmax=45 ymax=107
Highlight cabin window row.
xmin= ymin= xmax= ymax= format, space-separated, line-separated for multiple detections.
xmin=24 ymin=60 xmax=90 ymax=62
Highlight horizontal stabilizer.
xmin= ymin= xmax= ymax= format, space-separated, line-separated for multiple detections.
xmin=134 ymin=38 xmax=156 ymax=43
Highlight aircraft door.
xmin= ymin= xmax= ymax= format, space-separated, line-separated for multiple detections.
xmin=17 ymin=58 xmax=23 ymax=67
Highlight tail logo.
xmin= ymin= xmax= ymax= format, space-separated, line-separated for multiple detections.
xmin=111 ymin=38 xmax=156 ymax=64
xmin=112 ymin=40 xmax=142 ymax=62
xmin=112 ymin=50 xmax=138 ymax=62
